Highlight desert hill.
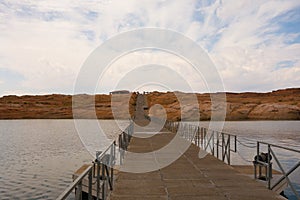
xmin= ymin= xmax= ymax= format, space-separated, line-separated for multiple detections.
xmin=0 ymin=93 xmax=137 ymax=119
xmin=0 ymin=88 xmax=299 ymax=120
xmin=146 ymin=88 xmax=300 ymax=121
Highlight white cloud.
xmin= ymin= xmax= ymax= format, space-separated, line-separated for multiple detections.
xmin=208 ymin=0 xmax=300 ymax=91
xmin=96 ymin=50 xmax=208 ymax=93
xmin=0 ymin=0 xmax=299 ymax=96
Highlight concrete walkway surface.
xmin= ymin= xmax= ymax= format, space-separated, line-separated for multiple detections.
xmin=109 ymin=128 xmax=284 ymax=200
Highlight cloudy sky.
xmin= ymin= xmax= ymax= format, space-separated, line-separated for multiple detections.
xmin=0 ymin=0 xmax=299 ymax=96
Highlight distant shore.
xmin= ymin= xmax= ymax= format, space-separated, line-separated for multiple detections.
xmin=0 ymin=88 xmax=299 ymax=121
xmin=146 ymin=88 xmax=300 ymax=121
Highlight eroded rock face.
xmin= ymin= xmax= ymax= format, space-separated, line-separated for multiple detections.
xmin=0 ymin=93 xmax=137 ymax=119
xmin=146 ymin=88 xmax=300 ymax=121
xmin=1 ymin=88 xmax=299 ymax=120
xmin=248 ymin=103 xmax=300 ymax=120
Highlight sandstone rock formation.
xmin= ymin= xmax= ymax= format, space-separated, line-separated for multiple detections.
xmin=146 ymin=88 xmax=300 ymax=121
xmin=0 ymin=88 xmax=299 ymax=120
xmin=0 ymin=93 xmax=137 ymax=119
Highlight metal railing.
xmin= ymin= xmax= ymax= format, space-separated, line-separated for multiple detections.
xmin=95 ymin=142 xmax=116 ymax=200
xmin=148 ymin=117 xmax=300 ymax=197
xmin=118 ymin=121 xmax=134 ymax=164
xmin=56 ymin=142 xmax=116 ymax=200
xmin=256 ymin=141 xmax=300 ymax=199
xmin=164 ymin=121 xmax=237 ymax=165
xmin=56 ymin=121 xmax=134 ymax=200
xmin=56 ymin=164 xmax=93 ymax=200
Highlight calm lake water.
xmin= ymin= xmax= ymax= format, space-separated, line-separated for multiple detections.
xmin=0 ymin=120 xmax=129 ymax=200
xmin=0 ymin=120 xmax=299 ymax=199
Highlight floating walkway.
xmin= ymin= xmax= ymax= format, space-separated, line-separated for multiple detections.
xmin=109 ymin=123 xmax=284 ymax=200
xmin=109 ymin=94 xmax=284 ymax=200
xmin=57 ymin=94 xmax=294 ymax=200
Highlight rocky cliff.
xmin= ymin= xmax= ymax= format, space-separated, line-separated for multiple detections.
xmin=0 ymin=93 xmax=137 ymax=119
xmin=0 ymin=88 xmax=299 ymax=120
xmin=146 ymin=88 xmax=300 ymax=121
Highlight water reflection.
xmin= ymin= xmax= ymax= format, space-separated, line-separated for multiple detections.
xmin=0 ymin=120 xmax=129 ymax=199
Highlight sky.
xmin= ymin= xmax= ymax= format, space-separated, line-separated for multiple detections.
xmin=0 ymin=0 xmax=300 ymax=96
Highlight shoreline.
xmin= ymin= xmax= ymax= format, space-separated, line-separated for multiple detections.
xmin=0 ymin=117 xmax=299 ymax=121
xmin=0 ymin=88 xmax=299 ymax=120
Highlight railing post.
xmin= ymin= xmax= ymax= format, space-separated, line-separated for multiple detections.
xmin=118 ymin=135 xmax=121 ymax=165
xmin=75 ymin=180 xmax=82 ymax=200
xmin=187 ymin=124 xmax=189 ymax=139
xmin=191 ymin=125 xmax=193 ymax=141
xmin=101 ymin=163 xmax=106 ymax=200
xmin=96 ymin=160 xmax=100 ymax=200
xmin=190 ymin=125 xmax=192 ymax=141
xmin=255 ymin=141 xmax=259 ymax=179
xmin=190 ymin=125 xmax=192 ymax=142
xmin=216 ymin=132 xmax=219 ymax=159
xmin=203 ymin=128 xmax=206 ymax=147
xmin=196 ymin=127 xmax=199 ymax=146
xmin=228 ymin=135 xmax=231 ymax=165
xmin=234 ymin=135 xmax=237 ymax=152
xmin=188 ymin=125 xmax=190 ymax=140
xmin=202 ymin=128 xmax=204 ymax=147
xmin=212 ymin=131 xmax=215 ymax=156
xmin=187 ymin=124 xmax=190 ymax=140
xmin=190 ymin=125 xmax=194 ymax=142
xmin=257 ymin=141 xmax=259 ymax=159
xmin=110 ymin=143 xmax=115 ymax=190
xmin=222 ymin=133 xmax=224 ymax=162
xmin=88 ymin=169 xmax=92 ymax=200
xmin=267 ymin=144 xmax=271 ymax=189
xmin=173 ymin=122 xmax=175 ymax=132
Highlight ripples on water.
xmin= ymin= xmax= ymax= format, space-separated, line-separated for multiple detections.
xmin=0 ymin=120 xmax=129 ymax=200
xmin=0 ymin=120 xmax=299 ymax=199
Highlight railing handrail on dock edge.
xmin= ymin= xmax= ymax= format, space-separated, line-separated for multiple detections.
xmin=162 ymin=118 xmax=300 ymax=198
xmin=56 ymin=120 xmax=134 ymax=200
xmin=163 ymin=120 xmax=237 ymax=165
xmin=57 ymin=117 xmax=300 ymax=199
xmin=257 ymin=141 xmax=300 ymax=199
xmin=56 ymin=165 xmax=93 ymax=200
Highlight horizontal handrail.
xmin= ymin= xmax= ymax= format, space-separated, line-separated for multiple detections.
xmin=161 ymin=119 xmax=237 ymax=165
xmin=57 ymin=120 xmax=134 ymax=200
xmin=56 ymin=165 xmax=93 ymax=200
xmin=97 ymin=142 xmax=115 ymax=160
xmin=120 ymin=121 xmax=134 ymax=150
xmin=258 ymin=141 xmax=300 ymax=153
xmin=149 ymin=117 xmax=300 ymax=198
xmin=257 ymin=141 xmax=300 ymax=199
